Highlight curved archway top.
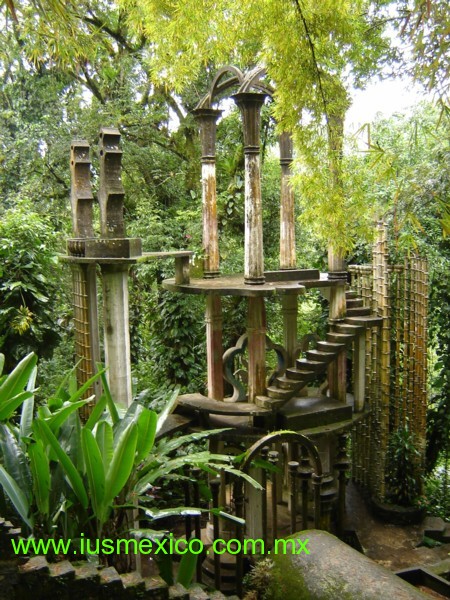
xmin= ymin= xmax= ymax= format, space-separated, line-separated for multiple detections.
xmin=195 ymin=65 xmax=274 ymax=110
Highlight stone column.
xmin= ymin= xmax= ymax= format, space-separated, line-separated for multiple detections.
xmin=98 ymin=128 xmax=133 ymax=407
xmin=233 ymin=93 xmax=266 ymax=285
xmin=192 ymin=108 xmax=221 ymax=278
xmin=279 ymin=132 xmax=296 ymax=270
xmin=193 ymin=109 xmax=224 ymax=400
xmin=68 ymin=141 xmax=101 ymax=412
xmin=328 ymin=251 xmax=347 ymax=402
xmin=279 ymin=132 xmax=298 ymax=367
xmin=247 ymin=296 xmax=266 ymax=402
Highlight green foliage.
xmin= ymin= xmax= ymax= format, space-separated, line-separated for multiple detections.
xmin=0 ymin=353 xmax=258 ymax=568
xmin=0 ymin=203 xmax=64 ymax=370
xmin=385 ymin=423 xmax=421 ymax=506
xmin=420 ymin=457 xmax=450 ymax=521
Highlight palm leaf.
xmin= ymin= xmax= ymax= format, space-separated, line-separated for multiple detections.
xmin=81 ymin=428 xmax=105 ymax=520
xmin=33 ymin=419 xmax=88 ymax=510
xmin=0 ymin=352 xmax=37 ymax=410
xmin=96 ymin=421 xmax=113 ymax=471
xmin=135 ymin=408 xmax=157 ymax=463
xmin=0 ymin=465 xmax=32 ymax=529
xmin=104 ymin=423 xmax=138 ymax=505
xmin=28 ymin=439 xmax=50 ymax=516
xmin=155 ymin=387 xmax=179 ymax=434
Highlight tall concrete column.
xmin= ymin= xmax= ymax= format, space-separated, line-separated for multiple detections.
xmin=101 ymin=265 xmax=132 ymax=406
xmin=233 ymin=93 xmax=266 ymax=285
xmin=98 ymin=128 xmax=133 ymax=407
xmin=279 ymin=132 xmax=298 ymax=367
xmin=193 ymin=109 xmax=224 ymax=400
xmin=192 ymin=108 xmax=221 ymax=278
xmin=68 ymin=141 xmax=101 ymax=412
xmin=247 ymin=296 xmax=266 ymax=402
xmin=279 ymin=132 xmax=296 ymax=270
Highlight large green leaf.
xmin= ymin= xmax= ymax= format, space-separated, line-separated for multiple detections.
xmin=99 ymin=370 xmax=120 ymax=425
xmin=19 ymin=366 xmax=37 ymax=449
xmin=104 ymin=423 xmax=138 ymax=505
xmin=85 ymin=392 xmax=108 ymax=431
xmin=33 ymin=419 xmax=88 ymax=510
xmin=0 ymin=423 xmax=31 ymax=499
xmin=0 ymin=352 xmax=37 ymax=411
xmin=155 ymin=387 xmax=179 ymax=435
xmin=28 ymin=439 xmax=50 ymax=516
xmin=176 ymin=545 xmax=198 ymax=587
xmin=0 ymin=354 xmax=4 ymax=377
xmin=81 ymin=428 xmax=105 ymax=519
xmin=135 ymin=408 xmax=157 ymax=463
xmin=66 ymin=368 xmax=106 ymax=405
xmin=0 ymin=391 xmax=33 ymax=422
xmin=46 ymin=399 xmax=91 ymax=433
xmin=155 ymin=428 xmax=229 ymax=456
xmin=96 ymin=421 xmax=113 ymax=471
xmin=0 ymin=464 xmax=32 ymax=529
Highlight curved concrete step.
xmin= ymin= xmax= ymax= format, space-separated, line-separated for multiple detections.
xmin=306 ymin=349 xmax=335 ymax=363
xmin=335 ymin=322 xmax=364 ymax=335
xmin=327 ymin=331 xmax=354 ymax=344
xmin=345 ymin=315 xmax=383 ymax=327
xmin=346 ymin=298 xmax=364 ymax=308
xmin=346 ymin=306 xmax=372 ymax=317
xmin=317 ymin=341 xmax=346 ymax=352
xmin=286 ymin=367 xmax=316 ymax=381
xmin=296 ymin=358 xmax=328 ymax=373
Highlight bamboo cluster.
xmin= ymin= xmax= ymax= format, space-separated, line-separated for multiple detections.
xmin=350 ymin=224 xmax=428 ymax=501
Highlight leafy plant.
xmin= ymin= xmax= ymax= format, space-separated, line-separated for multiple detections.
xmin=385 ymin=423 xmax=422 ymax=507
xmin=0 ymin=352 xmax=260 ymax=570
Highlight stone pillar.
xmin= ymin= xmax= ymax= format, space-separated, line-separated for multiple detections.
xmin=328 ymin=251 xmax=347 ymax=403
xmin=354 ymin=330 xmax=366 ymax=411
xmin=193 ymin=109 xmax=224 ymax=400
xmin=205 ymin=294 xmax=224 ymax=400
xmin=192 ymin=108 xmax=221 ymax=278
xmin=68 ymin=141 xmax=101 ymax=411
xmin=247 ymin=296 xmax=266 ymax=402
xmin=233 ymin=93 xmax=266 ymax=285
xmin=279 ymin=132 xmax=298 ymax=368
xmin=279 ymin=132 xmax=296 ymax=270
xmin=98 ymin=128 xmax=133 ymax=407
xmin=101 ymin=265 xmax=132 ymax=406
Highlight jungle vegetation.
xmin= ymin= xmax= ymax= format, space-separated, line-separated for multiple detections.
xmin=0 ymin=0 xmax=449 ymax=521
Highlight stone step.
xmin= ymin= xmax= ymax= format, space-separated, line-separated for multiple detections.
xmin=317 ymin=341 xmax=346 ymax=352
xmin=99 ymin=566 xmax=124 ymax=596
xmin=326 ymin=332 xmax=354 ymax=344
xmin=346 ymin=298 xmax=364 ymax=308
xmin=267 ymin=385 xmax=294 ymax=400
xmin=276 ymin=375 xmax=300 ymax=390
xmin=306 ymin=349 xmax=336 ymax=363
xmin=279 ymin=396 xmax=353 ymax=429
xmin=72 ymin=563 xmax=101 ymax=594
xmin=334 ymin=322 xmax=364 ymax=335
xmin=169 ymin=583 xmax=189 ymax=600
xmin=346 ymin=306 xmax=372 ymax=317
xmin=144 ymin=576 xmax=169 ymax=599
xmin=48 ymin=560 xmax=76 ymax=583
xmin=121 ymin=570 xmax=146 ymax=595
xmin=255 ymin=395 xmax=290 ymax=410
xmin=423 ymin=516 xmax=447 ymax=537
xmin=296 ymin=359 xmax=328 ymax=373
xmin=285 ymin=367 xmax=315 ymax=382
xmin=345 ymin=290 xmax=359 ymax=299
xmin=345 ymin=315 xmax=383 ymax=327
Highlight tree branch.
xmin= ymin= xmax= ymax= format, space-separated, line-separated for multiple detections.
xmin=292 ymin=0 xmax=330 ymax=134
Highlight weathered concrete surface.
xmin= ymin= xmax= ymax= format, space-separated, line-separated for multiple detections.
xmin=269 ymin=530 xmax=429 ymax=600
